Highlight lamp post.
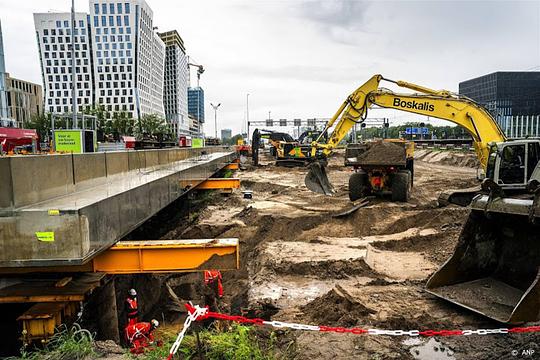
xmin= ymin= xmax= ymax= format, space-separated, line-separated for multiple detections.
xmin=70 ymin=0 xmax=77 ymax=128
xmin=210 ymin=102 xmax=221 ymax=139
xmin=246 ymin=93 xmax=250 ymax=141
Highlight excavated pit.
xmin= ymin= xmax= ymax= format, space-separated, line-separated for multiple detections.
xmin=92 ymin=149 xmax=538 ymax=359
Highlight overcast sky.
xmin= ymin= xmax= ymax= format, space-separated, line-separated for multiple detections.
xmin=1 ymin=0 xmax=539 ymax=135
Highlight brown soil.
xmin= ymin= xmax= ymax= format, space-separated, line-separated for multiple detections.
xmin=105 ymin=149 xmax=537 ymax=360
xmin=356 ymin=140 xmax=407 ymax=165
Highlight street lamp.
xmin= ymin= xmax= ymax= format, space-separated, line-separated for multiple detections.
xmin=246 ymin=93 xmax=250 ymax=141
xmin=210 ymin=102 xmax=221 ymax=139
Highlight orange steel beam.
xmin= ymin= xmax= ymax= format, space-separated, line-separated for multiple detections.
xmin=224 ymin=163 xmax=239 ymax=170
xmin=91 ymin=238 xmax=239 ymax=274
xmin=181 ymin=178 xmax=240 ymax=190
xmin=0 ymin=239 xmax=239 ymax=275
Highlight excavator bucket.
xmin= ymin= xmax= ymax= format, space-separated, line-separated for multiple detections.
xmin=426 ymin=195 xmax=540 ymax=324
xmin=305 ymin=161 xmax=335 ymax=195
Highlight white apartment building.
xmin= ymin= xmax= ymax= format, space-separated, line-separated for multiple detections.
xmin=34 ymin=12 xmax=94 ymax=114
xmin=88 ymin=0 xmax=165 ymax=118
xmin=34 ymin=0 xmax=166 ymax=119
xmin=159 ymin=30 xmax=189 ymax=135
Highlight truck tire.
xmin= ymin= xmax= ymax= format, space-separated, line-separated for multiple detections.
xmin=349 ymin=171 xmax=370 ymax=201
xmin=391 ymin=170 xmax=411 ymax=202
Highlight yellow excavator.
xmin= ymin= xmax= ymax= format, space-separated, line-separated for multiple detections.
xmin=305 ymin=74 xmax=540 ymax=324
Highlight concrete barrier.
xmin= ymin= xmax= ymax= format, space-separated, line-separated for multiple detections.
xmin=0 ymin=146 xmax=231 ymax=211
xmin=0 ymin=147 xmax=236 ymax=267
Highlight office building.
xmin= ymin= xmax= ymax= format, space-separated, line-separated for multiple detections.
xmin=34 ymin=12 xmax=94 ymax=115
xmin=89 ymin=0 xmax=165 ymax=118
xmin=459 ymin=72 xmax=540 ymax=117
xmin=221 ymin=128 xmax=231 ymax=140
xmin=159 ymin=30 xmax=189 ymax=136
xmin=188 ymin=86 xmax=204 ymax=123
xmin=34 ymin=0 xmax=166 ymax=119
xmin=0 ymin=19 xmax=12 ymax=125
xmin=5 ymin=74 xmax=43 ymax=127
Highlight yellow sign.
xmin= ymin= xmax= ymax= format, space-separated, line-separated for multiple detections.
xmin=54 ymin=130 xmax=83 ymax=153
xmin=36 ymin=232 xmax=55 ymax=242
xmin=48 ymin=209 xmax=60 ymax=216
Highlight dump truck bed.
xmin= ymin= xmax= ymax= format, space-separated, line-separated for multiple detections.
xmin=345 ymin=140 xmax=412 ymax=167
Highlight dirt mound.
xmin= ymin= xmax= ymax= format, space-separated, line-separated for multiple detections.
xmin=356 ymin=141 xmax=406 ymax=165
xmin=301 ymin=285 xmax=376 ymax=327
xmin=415 ymin=149 xmax=479 ymax=168
xmin=241 ymin=179 xmax=290 ymax=194
xmin=370 ymin=231 xmax=459 ymax=265
xmin=273 ymin=258 xmax=377 ymax=279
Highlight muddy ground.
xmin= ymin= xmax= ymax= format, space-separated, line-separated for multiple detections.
xmin=111 ymin=149 xmax=537 ymax=359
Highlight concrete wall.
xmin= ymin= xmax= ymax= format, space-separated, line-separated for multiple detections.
xmin=0 ymin=148 xmax=236 ymax=267
xmin=0 ymin=146 xmax=230 ymax=211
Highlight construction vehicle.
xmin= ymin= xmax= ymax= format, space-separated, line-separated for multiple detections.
xmin=345 ymin=139 xmax=414 ymax=201
xmin=252 ymin=129 xmax=327 ymax=166
xmin=304 ymin=74 xmax=540 ymax=323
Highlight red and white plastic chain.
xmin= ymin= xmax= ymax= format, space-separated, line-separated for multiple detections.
xmin=166 ymin=304 xmax=209 ymax=360
xmin=166 ymin=303 xmax=540 ymax=359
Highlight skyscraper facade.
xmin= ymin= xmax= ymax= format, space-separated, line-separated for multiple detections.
xmin=88 ymin=0 xmax=164 ymax=118
xmin=159 ymin=30 xmax=189 ymax=135
xmin=33 ymin=12 xmax=93 ymax=115
xmin=188 ymin=86 xmax=204 ymax=123
xmin=34 ymin=0 xmax=166 ymax=119
xmin=0 ymin=19 xmax=11 ymax=124
xmin=459 ymin=72 xmax=540 ymax=117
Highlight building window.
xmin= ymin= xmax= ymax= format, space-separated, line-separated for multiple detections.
xmin=101 ymin=16 xmax=106 ymax=26
xmin=43 ymin=29 xmax=48 ymax=35
xmin=126 ymin=27 xmax=131 ymax=34
xmin=117 ymin=3 xmax=122 ymax=13
xmin=102 ymin=3 xmax=107 ymax=14
xmin=94 ymin=3 xmax=99 ymax=14
xmin=56 ymin=20 xmax=61 ymax=28
xmin=125 ymin=2 xmax=130 ymax=13
xmin=79 ymin=20 xmax=84 ymax=28
xmin=94 ymin=16 xmax=98 ymax=27
xmin=124 ymin=15 xmax=129 ymax=26
xmin=64 ymin=20 xmax=68 ymax=27
xmin=110 ymin=3 xmax=115 ymax=14
xmin=117 ymin=15 xmax=121 ymax=26
xmin=109 ymin=16 xmax=114 ymax=26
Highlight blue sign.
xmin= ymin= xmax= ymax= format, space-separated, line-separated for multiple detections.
xmin=405 ymin=127 xmax=429 ymax=135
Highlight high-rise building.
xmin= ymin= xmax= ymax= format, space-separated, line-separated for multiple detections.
xmin=5 ymin=73 xmax=43 ymax=127
xmin=159 ymin=30 xmax=189 ymax=136
xmin=188 ymin=86 xmax=204 ymax=123
xmin=34 ymin=12 xmax=94 ymax=115
xmin=0 ymin=19 xmax=11 ymax=125
xmin=34 ymin=0 xmax=166 ymax=119
xmin=88 ymin=0 xmax=165 ymax=118
xmin=459 ymin=72 xmax=540 ymax=117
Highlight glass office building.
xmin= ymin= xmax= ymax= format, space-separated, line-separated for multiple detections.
xmin=459 ymin=72 xmax=540 ymax=117
xmin=188 ymin=86 xmax=204 ymax=123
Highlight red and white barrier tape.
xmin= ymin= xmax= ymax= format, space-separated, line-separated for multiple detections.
xmin=166 ymin=303 xmax=540 ymax=359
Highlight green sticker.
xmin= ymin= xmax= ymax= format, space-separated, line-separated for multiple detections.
xmin=36 ymin=232 xmax=55 ymax=242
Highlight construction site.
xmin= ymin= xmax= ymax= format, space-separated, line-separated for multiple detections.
xmin=0 ymin=74 xmax=539 ymax=360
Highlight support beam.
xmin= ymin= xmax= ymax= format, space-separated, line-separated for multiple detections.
xmin=181 ymin=178 xmax=240 ymax=190
xmin=91 ymin=239 xmax=239 ymax=274
xmin=224 ymin=163 xmax=239 ymax=170
xmin=0 ymin=239 xmax=240 ymax=275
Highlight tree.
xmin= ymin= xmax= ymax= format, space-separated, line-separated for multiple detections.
xmin=223 ymin=134 xmax=244 ymax=145
xmin=134 ymin=114 xmax=173 ymax=141
xmin=26 ymin=113 xmax=52 ymax=142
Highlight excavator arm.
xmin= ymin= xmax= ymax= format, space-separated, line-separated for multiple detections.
xmin=311 ymin=74 xmax=506 ymax=170
xmin=306 ymin=74 xmax=506 ymax=195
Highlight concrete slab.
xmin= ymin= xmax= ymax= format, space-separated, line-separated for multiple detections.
xmin=0 ymin=148 xmax=236 ymax=268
